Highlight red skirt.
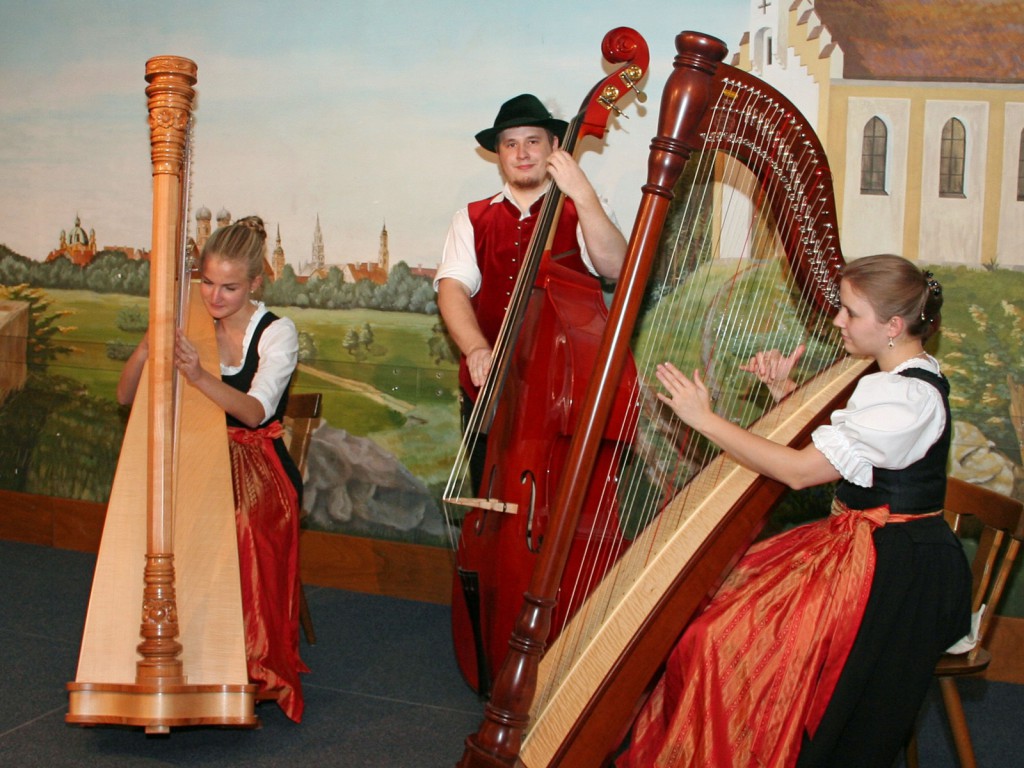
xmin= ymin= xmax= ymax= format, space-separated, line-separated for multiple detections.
xmin=620 ymin=502 xmax=932 ymax=768
xmin=228 ymin=423 xmax=308 ymax=722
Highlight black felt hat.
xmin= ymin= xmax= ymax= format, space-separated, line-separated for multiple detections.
xmin=474 ymin=93 xmax=568 ymax=152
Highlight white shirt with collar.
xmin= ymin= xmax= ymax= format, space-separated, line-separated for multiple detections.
xmin=433 ymin=182 xmax=614 ymax=295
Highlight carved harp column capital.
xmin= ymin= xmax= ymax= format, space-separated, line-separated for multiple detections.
xmin=145 ymin=56 xmax=198 ymax=176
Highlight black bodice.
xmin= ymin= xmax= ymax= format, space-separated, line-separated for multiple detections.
xmin=834 ymin=367 xmax=951 ymax=515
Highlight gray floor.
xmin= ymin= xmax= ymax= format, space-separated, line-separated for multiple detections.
xmin=0 ymin=540 xmax=483 ymax=767
xmin=1 ymin=539 xmax=1019 ymax=767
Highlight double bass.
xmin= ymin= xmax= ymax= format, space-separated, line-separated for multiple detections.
xmin=459 ymin=30 xmax=872 ymax=767
xmin=67 ymin=56 xmax=256 ymax=731
xmin=445 ymin=28 xmax=650 ymax=697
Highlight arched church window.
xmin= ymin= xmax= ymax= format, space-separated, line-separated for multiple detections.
xmin=753 ymin=27 xmax=773 ymax=72
xmin=1017 ymin=128 xmax=1023 ymax=201
xmin=939 ymin=118 xmax=966 ymax=197
xmin=860 ymin=116 xmax=887 ymax=194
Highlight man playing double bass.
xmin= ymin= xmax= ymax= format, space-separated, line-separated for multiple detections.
xmin=434 ymin=93 xmax=627 ymax=488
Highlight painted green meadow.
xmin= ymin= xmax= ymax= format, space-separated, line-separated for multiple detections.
xmin=2 ymin=261 xmax=1021 ymax=561
xmin=0 ymin=287 xmax=462 ymax=504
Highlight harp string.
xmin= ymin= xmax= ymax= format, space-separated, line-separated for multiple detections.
xmin=531 ymin=81 xmax=848 ymax=715
xmin=553 ymin=79 xmax=733 ymax=641
xmin=171 ymin=114 xmax=195 ymax=544
xmin=545 ymin=88 xmax=730 ymax=687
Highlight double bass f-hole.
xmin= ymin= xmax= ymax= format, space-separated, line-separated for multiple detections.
xmin=521 ymin=470 xmax=540 ymax=553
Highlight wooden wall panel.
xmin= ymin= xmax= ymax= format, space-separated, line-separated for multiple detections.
xmin=0 ymin=489 xmax=453 ymax=605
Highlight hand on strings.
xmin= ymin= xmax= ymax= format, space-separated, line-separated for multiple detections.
xmin=546 ymin=148 xmax=625 ymax=278
xmin=546 ymin=149 xmax=594 ymax=202
xmin=466 ymin=346 xmax=493 ymax=388
xmin=739 ymin=343 xmax=805 ymax=402
xmin=655 ymin=362 xmax=714 ymax=429
xmin=174 ymin=329 xmax=204 ymax=383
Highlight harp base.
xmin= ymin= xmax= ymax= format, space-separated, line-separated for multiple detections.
xmin=66 ymin=681 xmax=258 ymax=733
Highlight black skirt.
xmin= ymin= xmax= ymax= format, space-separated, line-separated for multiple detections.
xmin=796 ymin=514 xmax=972 ymax=767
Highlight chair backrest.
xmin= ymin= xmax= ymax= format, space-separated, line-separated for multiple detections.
xmin=943 ymin=476 xmax=1024 ymax=645
xmin=283 ymin=392 xmax=323 ymax=478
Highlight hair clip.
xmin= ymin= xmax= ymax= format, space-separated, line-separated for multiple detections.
xmin=922 ymin=269 xmax=942 ymax=296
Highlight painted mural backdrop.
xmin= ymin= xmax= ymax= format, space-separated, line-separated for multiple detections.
xmin=1 ymin=2 xmax=1021 ymax=588
xmin=0 ymin=1 xmax=750 ymax=544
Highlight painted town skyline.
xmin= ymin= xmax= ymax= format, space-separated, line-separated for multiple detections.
xmin=0 ymin=0 xmax=749 ymax=268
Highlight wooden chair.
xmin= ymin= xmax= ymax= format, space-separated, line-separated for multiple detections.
xmin=284 ymin=392 xmax=323 ymax=646
xmin=906 ymin=476 xmax=1024 ymax=768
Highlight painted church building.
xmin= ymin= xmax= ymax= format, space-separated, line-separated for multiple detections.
xmin=734 ymin=0 xmax=1024 ymax=268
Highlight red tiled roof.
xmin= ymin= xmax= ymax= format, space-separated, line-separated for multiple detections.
xmin=811 ymin=0 xmax=1024 ymax=83
xmin=348 ymin=263 xmax=388 ymax=285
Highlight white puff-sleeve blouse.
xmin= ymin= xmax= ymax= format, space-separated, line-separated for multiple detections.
xmin=221 ymin=303 xmax=298 ymax=424
xmin=811 ymin=356 xmax=947 ymax=488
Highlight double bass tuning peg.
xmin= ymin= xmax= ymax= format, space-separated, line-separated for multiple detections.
xmin=600 ymin=65 xmax=647 ymax=117
xmin=599 ymin=86 xmax=629 ymax=118
xmin=621 ymin=66 xmax=648 ymax=109
xmin=621 ymin=66 xmax=645 ymax=97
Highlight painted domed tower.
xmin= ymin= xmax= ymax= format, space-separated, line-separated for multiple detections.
xmin=46 ymin=214 xmax=97 ymax=265
xmin=195 ymin=206 xmax=212 ymax=252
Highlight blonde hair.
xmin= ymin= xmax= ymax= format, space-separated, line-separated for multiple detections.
xmin=841 ymin=254 xmax=944 ymax=341
xmin=201 ymin=215 xmax=267 ymax=284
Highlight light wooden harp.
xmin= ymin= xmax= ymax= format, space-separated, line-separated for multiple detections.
xmin=458 ymin=31 xmax=871 ymax=767
xmin=67 ymin=56 xmax=256 ymax=732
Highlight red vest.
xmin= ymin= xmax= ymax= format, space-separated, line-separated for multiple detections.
xmin=459 ymin=194 xmax=591 ymax=398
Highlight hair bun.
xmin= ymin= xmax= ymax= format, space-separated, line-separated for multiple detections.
xmin=236 ymin=215 xmax=266 ymax=243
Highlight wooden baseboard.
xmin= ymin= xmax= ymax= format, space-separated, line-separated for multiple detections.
xmin=0 ymin=489 xmax=453 ymax=605
xmin=0 ymin=489 xmax=105 ymax=551
xmin=299 ymin=529 xmax=453 ymax=604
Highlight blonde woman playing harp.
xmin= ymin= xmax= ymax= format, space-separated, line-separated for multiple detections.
xmin=117 ymin=216 xmax=307 ymax=722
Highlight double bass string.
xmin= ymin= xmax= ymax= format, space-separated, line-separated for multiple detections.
xmin=440 ymin=104 xmax=587 ymax=545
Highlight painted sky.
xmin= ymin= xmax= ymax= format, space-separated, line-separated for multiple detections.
xmin=1 ymin=0 xmax=750 ymax=270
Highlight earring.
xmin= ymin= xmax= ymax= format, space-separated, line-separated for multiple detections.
xmin=888 ymin=336 xmax=894 ymax=349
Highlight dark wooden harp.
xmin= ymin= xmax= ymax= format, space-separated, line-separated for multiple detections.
xmin=67 ymin=56 xmax=256 ymax=731
xmin=458 ymin=31 xmax=872 ymax=767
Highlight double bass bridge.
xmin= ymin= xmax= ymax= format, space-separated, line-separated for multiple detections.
xmin=445 ymin=496 xmax=519 ymax=515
